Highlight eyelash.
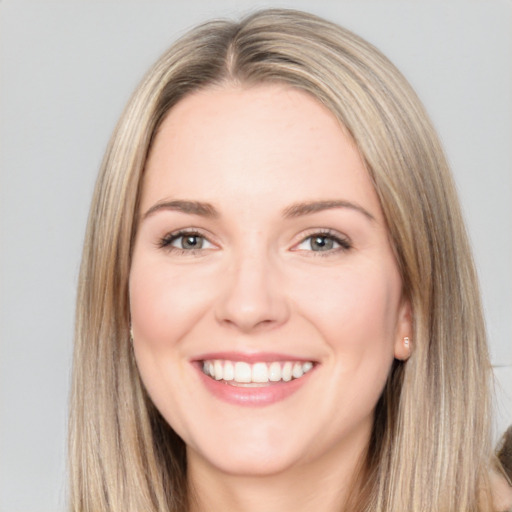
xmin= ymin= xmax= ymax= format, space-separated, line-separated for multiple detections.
xmin=294 ymin=229 xmax=352 ymax=256
xmin=157 ymin=229 xmax=213 ymax=255
xmin=157 ymin=229 xmax=352 ymax=256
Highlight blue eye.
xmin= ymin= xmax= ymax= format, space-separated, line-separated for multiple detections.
xmin=159 ymin=231 xmax=214 ymax=252
xmin=173 ymin=234 xmax=205 ymax=250
xmin=296 ymin=232 xmax=351 ymax=253
xmin=308 ymin=235 xmax=337 ymax=251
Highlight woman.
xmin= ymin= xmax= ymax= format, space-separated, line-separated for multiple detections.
xmin=70 ymin=8 xmax=495 ymax=511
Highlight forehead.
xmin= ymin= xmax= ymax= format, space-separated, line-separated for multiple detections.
xmin=142 ymin=84 xmax=382 ymax=220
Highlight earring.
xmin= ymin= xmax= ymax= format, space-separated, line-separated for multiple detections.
xmin=404 ymin=336 xmax=410 ymax=348
xmin=130 ymin=326 xmax=134 ymax=343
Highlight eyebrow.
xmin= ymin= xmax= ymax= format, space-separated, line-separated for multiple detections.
xmin=142 ymin=200 xmax=219 ymax=220
xmin=282 ymin=200 xmax=375 ymax=221
xmin=142 ymin=198 xmax=375 ymax=222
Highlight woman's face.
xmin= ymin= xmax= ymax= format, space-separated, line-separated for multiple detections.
xmin=130 ymin=84 xmax=411 ymax=477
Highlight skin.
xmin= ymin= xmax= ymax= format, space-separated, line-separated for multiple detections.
xmin=490 ymin=467 xmax=512 ymax=512
xmin=129 ymin=84 xmax=411 ymax=512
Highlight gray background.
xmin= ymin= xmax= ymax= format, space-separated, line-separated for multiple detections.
xmin=1 ymin=1 xmax=511 ymax=510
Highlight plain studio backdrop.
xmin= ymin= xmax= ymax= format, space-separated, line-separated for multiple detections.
xmin=0 ymin=1 xmax=511 ymax=510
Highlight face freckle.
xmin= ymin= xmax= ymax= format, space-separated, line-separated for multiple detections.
xmin=129 ymin=84 xmax=411 ymax=478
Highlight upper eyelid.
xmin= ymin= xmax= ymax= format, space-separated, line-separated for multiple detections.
xmin=156 ymin=227 xmax=351 ymax=249
xmin=291 ymin=228 xmax=352 ymax=252
xmin=162 ymin=227 xmax=213 ymax=239
xmin=158 ymin=228 xmax=216 ymax=248
xmin=293 ymin=228 xmax=351 ymax=244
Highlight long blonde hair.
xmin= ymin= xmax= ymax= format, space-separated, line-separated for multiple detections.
xmin=70 ymin=9 xmax=493 ymax=511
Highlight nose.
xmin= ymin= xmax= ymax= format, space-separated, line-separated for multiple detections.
xmin=214 ymin=249 xmax=290 ymax=333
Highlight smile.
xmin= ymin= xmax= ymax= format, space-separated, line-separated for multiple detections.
xmin=201 ymin=360 xmax=315 ymax=385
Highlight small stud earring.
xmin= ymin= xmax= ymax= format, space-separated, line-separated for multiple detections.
xmin=130 ymin=326 xmax=134 ymax=343
xmin=404 ymin=336 xmax=410 ymax=347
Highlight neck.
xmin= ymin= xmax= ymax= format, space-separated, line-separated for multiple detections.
xmin=187 ymin=436 xmax=368 ymax=512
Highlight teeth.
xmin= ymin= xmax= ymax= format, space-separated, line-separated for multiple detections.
xmin=268 ymin=362 xmax=281 ymax=382
xmin=303 ymin=361 xmax=313 ymax=373
xmin=201 ymin=359 xmax=314 ymax=384
xmin=214 ymin=360 xmax=223 ymax=380
xmin=223 ymin=361 xmax=234 ymax=381
xmin=282 ymin=362 xmax=292 ymax=382
xmin=292 ymin=362 xmax=304 ymax=379
xmin=234 ymin=362 xmax=251 ymax=383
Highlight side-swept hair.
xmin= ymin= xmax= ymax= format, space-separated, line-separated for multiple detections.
xmin=70 ymin=9 xmax=493 ymax=511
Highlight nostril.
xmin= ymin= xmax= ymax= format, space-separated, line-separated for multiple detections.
xmin=214 ymin=257 xmax=290 ymax=332
xmin=219 ymin=315 xmax=280 ymax=333
xmin=215 ymin=295 xmax=290 ymax=332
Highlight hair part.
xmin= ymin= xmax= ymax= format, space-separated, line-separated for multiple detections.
xmin=70 ymin=9 xmax=494 ymax=511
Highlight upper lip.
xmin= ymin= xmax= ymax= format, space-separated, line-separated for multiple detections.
xmin=192 ymin=352 xmax=318 ymax=364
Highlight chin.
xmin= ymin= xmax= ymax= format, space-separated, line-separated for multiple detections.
xmin=185 ymin=425 xmax=310 ymax=477
xmin=190 ymin=447 xmax=302 ymax=477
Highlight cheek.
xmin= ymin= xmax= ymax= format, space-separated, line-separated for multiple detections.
xmin=129 ymin=259 xmax=215 ymax=347
xmin=277 ymin=261 xmax=401 ymax=445
xmin=128 ymin=258 xmax=213 ymax=431
xmin=292 ymin=260 xmax=401 ymax=360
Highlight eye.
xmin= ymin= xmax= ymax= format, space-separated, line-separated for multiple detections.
xmin=158 ymin=230 xmax=215 ymax=253
xmin=294 ymin=231 xmax=351 ymax=253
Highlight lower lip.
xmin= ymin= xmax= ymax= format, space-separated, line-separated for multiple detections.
xmin=195 ymin=365 xmax=314 ymax=407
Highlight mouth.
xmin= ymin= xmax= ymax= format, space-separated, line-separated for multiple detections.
xmin=201 ymin=359 xmax=315 ymax=386
xmin=194 ymin=354 xmax=318 ymax=406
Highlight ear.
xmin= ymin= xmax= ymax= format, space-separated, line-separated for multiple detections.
xmin=394 ymin=298 xmax=413 ymax=361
